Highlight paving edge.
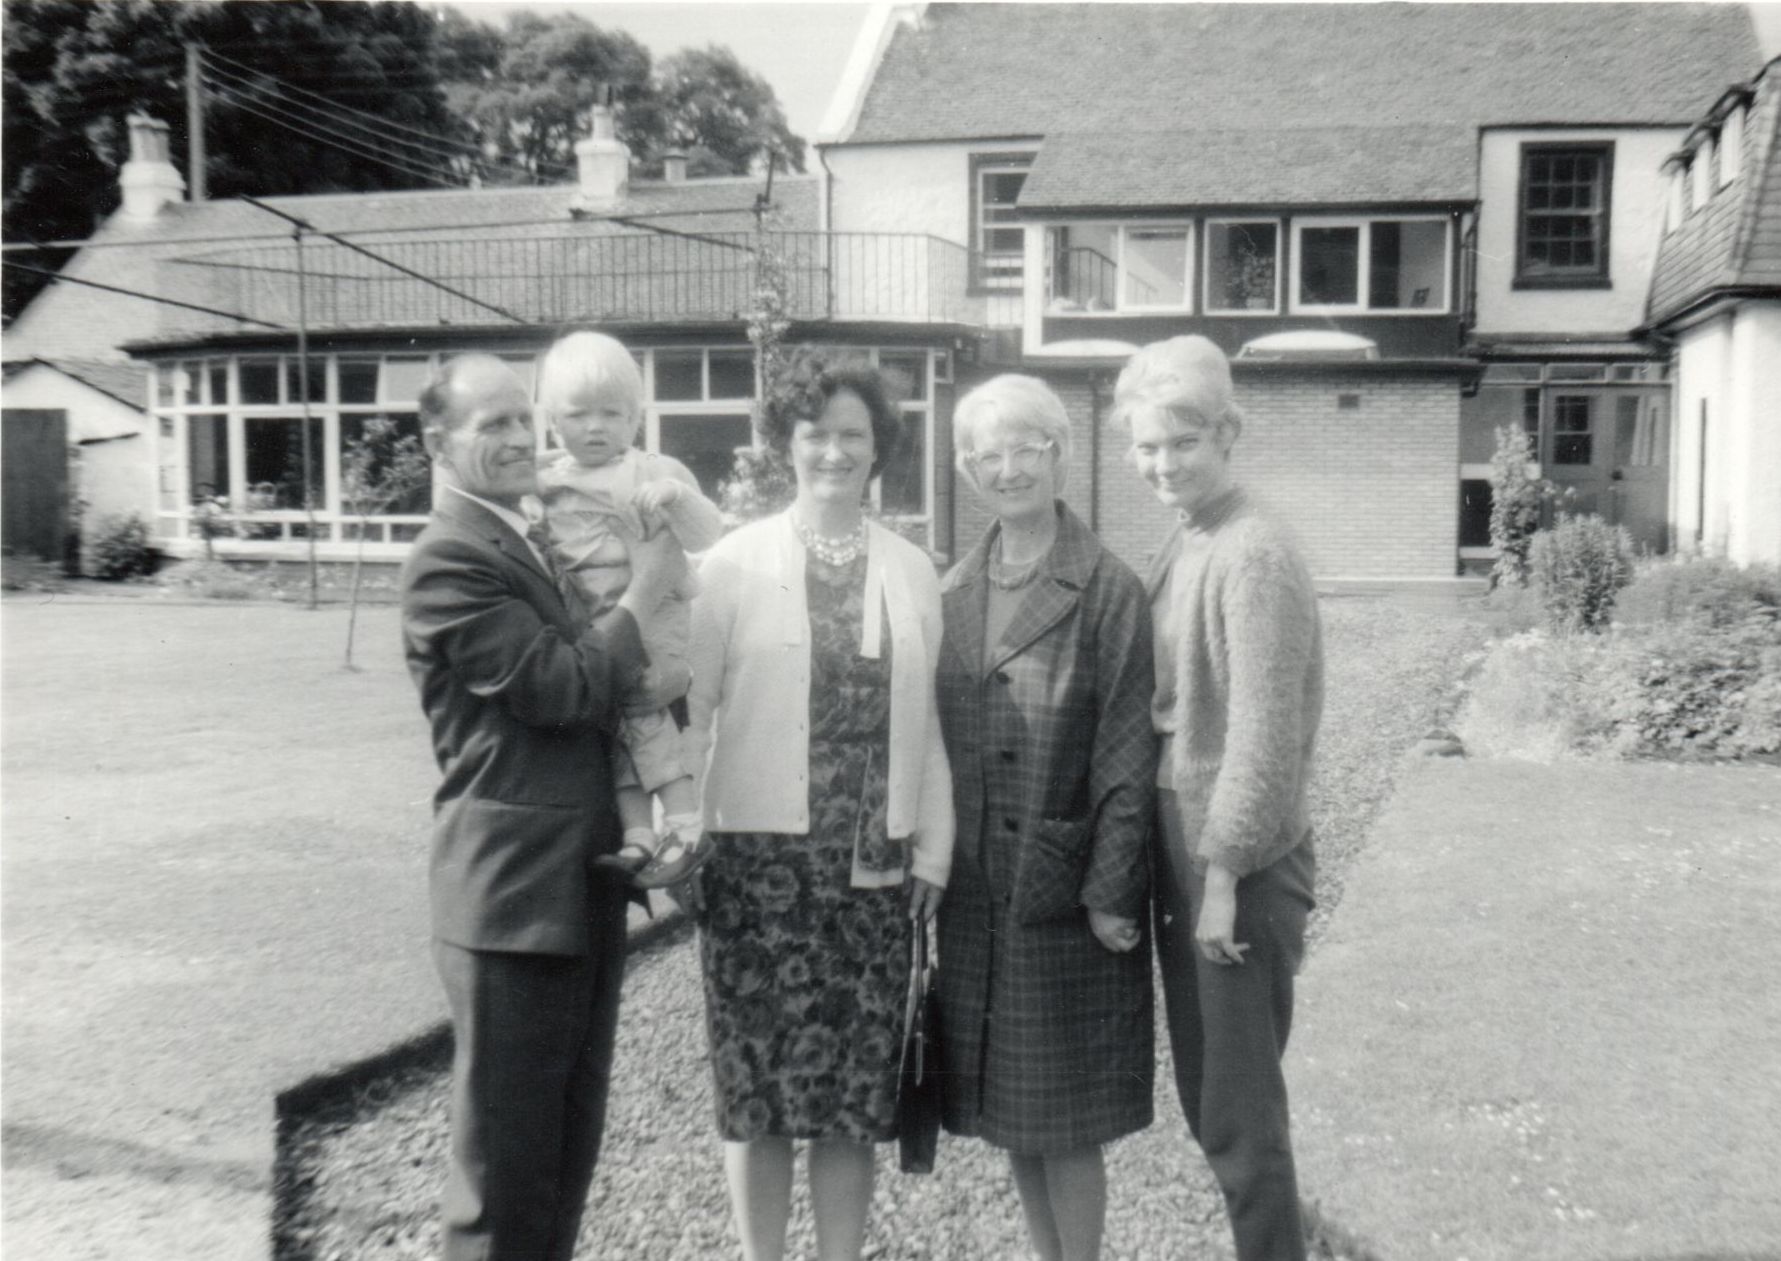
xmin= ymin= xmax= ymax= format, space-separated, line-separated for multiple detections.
xmin=268 ymin=905 xmax=690 ymax=1261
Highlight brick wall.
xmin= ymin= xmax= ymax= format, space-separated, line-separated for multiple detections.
xmin=945 ymin=367 xmax=1460 ymax=579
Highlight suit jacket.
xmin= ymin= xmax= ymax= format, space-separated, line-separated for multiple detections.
xmin=936 ymin=502 xmax=1156 ymax=924
xmin=400 ymin=491 xmax=647 ymax=955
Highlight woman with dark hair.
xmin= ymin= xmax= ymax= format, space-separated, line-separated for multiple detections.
xmin=685 ymin=349 xmax=953 ymax=1261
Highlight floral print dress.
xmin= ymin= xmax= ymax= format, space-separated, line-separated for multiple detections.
xmin=698 ymin=552 xmax=912 ymax=1143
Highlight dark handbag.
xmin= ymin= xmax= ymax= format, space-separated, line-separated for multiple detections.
xmin=896 ymin=919 xmax=942 ymax=1174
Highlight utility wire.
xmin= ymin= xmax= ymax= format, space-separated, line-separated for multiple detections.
xmin=238 ymin=195 xmax=526 ymax=325
xmin=202 ymin=82 xmax=466 ymax=189
xmin=0 ymin=259 xmax=289 ymax=328
xmin=0 ymin=204 xmax=778 ymax=254
xmin=204 ymin=47 xmax=572 ymax=179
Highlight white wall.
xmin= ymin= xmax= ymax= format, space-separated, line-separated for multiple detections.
xmin=1472 ymin=128 xmax=1682 ymax=335
xmin=2 ymin=365 xmax=155 ymax=562
xmin=1669 ymin=301 xmax=1781 ymax=567
xmin=825 ymin=139 xmax=1034 ymax=327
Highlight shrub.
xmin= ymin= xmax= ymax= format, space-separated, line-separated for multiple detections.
xmin=1604 ymin=616 xmax=1781 ymax=758
xmin=90 ymin=513 xmax=156 ymax=580
xmin=1487 ymin=424 xmax=1553 ymax=589
xmin=1616 ymin=555 xmax=1781 ymax=630
xmin=717 ymin=445 xmax=796 ymax=526
xmin=1456 ymin=629 xmax=1621 ymax=760
xmin=1529 ymin=515 xmax=1634 ymax=633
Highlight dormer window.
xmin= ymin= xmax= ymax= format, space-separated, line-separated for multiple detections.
xmin=1719 ymin=106 xmax=1743 ymax=187
xmin=1044 ymin=221 xmax=1194 ymax=313
xmin=1205 ymin=220 xmax=1281 ymax=314
xmin=1516 ymin=142 xmax=1613 ymax=288
xmin=1692 ymin=138 xmax=1715 ymax=210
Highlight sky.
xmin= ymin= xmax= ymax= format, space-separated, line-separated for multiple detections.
xmin=444 ymin=1 xmax=873 ymax=142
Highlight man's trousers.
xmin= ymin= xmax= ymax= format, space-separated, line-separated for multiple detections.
xmin=432 ymin=902 xmax=628 ymax=1261
xmin=1154 ymin=789 xmax=1315 ymax=1261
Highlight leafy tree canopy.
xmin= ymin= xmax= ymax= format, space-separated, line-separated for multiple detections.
xmin=3 ymin=0 xmax=460 ymax=317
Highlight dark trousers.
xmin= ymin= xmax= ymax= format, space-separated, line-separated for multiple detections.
xmin=1153 ymin=790 xmax=1314 ymax=1261
xmin=432 ymin=905 xmax=628 ymax=1261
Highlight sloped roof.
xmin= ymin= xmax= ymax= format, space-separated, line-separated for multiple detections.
xmin=1018 ymin=125 xmax=1477 ymax=210
xmin=4 ymin=176 xmax=819 ymax=361
xmin=1647 ymin=57 xmax=1781 ymax=327
xmin=847 ymin=4 xmax=1759 ymax=145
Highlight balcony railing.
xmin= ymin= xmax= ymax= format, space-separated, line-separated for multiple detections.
xmin=173 ymin=231 xmax=985 ymax=331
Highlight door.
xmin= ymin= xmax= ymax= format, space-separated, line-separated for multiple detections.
xmin=2 ymin=409 xmax=70 ymax=566
xmin=1608 ymin=392 xmax=1670 ymax=553
xmin=1543 ymin=389 xmax=1670 ymax=552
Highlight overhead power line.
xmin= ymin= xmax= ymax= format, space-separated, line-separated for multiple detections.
xmin=203 ymin=47 xmax=572 ymax=180
xmin=0 ymin=260 xmax=288 ymax=329
xmin=202 ymin=82 xmax=466 ymax=189
xmin=238 ymin=195 xmax=526 ymax=326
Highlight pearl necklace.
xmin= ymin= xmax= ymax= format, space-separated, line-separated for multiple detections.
xmin=792 ymin=513 xmax=867 ymax=568
xmin=988 ymin=536 xmax=1045 ymax=590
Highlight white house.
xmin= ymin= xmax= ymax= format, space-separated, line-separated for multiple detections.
xmin=819 ymin=2 xmax=1760 ymax=577
xmin=1645 ymin=54 xmax=1781 ymax=567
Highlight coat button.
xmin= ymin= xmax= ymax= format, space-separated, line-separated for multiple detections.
xmin=994 ymin=670 xmax=1011 ymax=684
xmin=999 ymin=749 xmax=1016 ymax=763
xmin=1002 ymin=816 xmax=1018 ymax=832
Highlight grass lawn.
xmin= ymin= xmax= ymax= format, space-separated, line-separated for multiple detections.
xmin=1 ymin=598 xmax=441 ymax=1261
xmin=1289 ymin=757 xmax=1781 ymax=1260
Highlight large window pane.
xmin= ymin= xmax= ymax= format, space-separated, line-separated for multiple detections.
xmin=338 ymin=359 xmax=380 ymax=405
xmin=880 ymin=406 xmax=926 ymax=515
xmin=1299 ymin=227 xmax=1359 ymax=305
xmin=659 ymin=413 xmax=752 ymax=498
xmin=1551 ymin=396 xmax=1594 ymax=465
xmin=244 ymin=416 xmax=325 ymax=509
xmin=1123 ymin=227 xmax=1188 ymax=307
xmin=187 ymin=413 xmax=229 ymax=501
xmin=1206 ymin=222 xmax=1278 ymax=311
xmin=1047 ymin=222 xmax=1119 ymax=311
xmin=340 ymin=412 xmax=431 ymax=514
xmin=239 ymin=358 xmax=280 ymax=405
xmin=381 ymin=356 xmax=431 ymax=404
xmin=1521 ymin=146 xmax=1609 ymax=280
xmin=655 ymin=350 xmax=703 ymax=401
xmin=708 ymin=350 xmax=755 ymax=400
xmin=1369 ymin=220 xmax=1446 ymax=309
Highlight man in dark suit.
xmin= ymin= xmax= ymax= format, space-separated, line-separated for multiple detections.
xmin=400 ymin=353 xmax=684 ymax=1261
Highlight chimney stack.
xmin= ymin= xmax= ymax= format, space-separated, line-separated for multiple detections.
xmin=662 ymin=150 xmax=688 ymax=183
xmin=120 ymin=113 xmax=186 ymax=220
xmin=573 ymin=102 xmax=631 ymax=212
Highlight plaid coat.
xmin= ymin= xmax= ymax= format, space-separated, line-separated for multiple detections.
xmin=933 ymin=503 xmax=1157 ymax=1154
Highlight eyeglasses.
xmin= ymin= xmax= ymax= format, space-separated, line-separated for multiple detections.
xmin=968 ymin=441 xmax=1055 ymax=477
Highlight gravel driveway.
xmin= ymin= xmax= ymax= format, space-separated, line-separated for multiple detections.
xmin=278 ymin=595 xmax=1484 ymax=1260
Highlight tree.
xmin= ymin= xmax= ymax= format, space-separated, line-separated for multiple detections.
xmin=443 ymin=12 xmax=659 ymax=185
xmin=3 ymin=0 xmax=463 ymax=318
xmin=1487 ymin=423 xmax=1553 ymax=590
xmin=339 ymin=415 xmax=430 ymax=669
xmin=656 ymin=46 xmax=805 ymax=176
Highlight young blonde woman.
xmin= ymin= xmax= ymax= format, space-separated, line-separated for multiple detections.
xmin=1114 ymin=335 xmax=1324 ymax=1261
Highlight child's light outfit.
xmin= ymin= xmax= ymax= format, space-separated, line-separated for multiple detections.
xmin=537 ymin=447 xmax=724 ymax=792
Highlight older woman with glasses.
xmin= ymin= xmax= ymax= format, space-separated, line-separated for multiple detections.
xmin=933 ymin=374 xmax=1156 ymax=1261
xmin=1114 ymin=336 xmax=1323 ymax=1261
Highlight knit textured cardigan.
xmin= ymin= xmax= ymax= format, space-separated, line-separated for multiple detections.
xmin=1147 ymin=488 xmax=1323 ymax=877
xmin=685 ymin=511 xmax=955 ymax=888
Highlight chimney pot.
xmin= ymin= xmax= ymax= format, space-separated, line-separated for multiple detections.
xmin=120 ymin=112 xmax=185 ymax=220
xmin=662 ymin=150 xmax=688 ymax=183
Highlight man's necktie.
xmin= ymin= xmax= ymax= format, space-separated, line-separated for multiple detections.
xmin=525 ymin=518 xmax=582 ymax=612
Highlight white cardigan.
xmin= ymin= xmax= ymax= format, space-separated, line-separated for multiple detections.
xmin=685 ymin=512 xmax=954 ymax=888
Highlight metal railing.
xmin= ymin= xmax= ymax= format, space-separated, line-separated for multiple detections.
xmin=174 ymin=231 xmax=985 ymax=330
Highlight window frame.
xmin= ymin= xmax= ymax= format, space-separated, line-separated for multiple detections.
xmin=1203 ymin=217 xmax=1284 ymax=315
xmin=1515 ymin=141 xmax=1614 ymax=290
xmin=1043 ymin=220 xmax=1197 ymax=316
xmin=1288 ymin=215 xmax=1452 ymax=315
xmin=968 ymin=152 xmax=1035 ymax=294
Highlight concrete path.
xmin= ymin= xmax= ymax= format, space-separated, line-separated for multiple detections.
xmin=0 ymin=599 xmax=665 ymax=1261
xmin=1289 ymin=756 xmax=1781 ymax=1261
